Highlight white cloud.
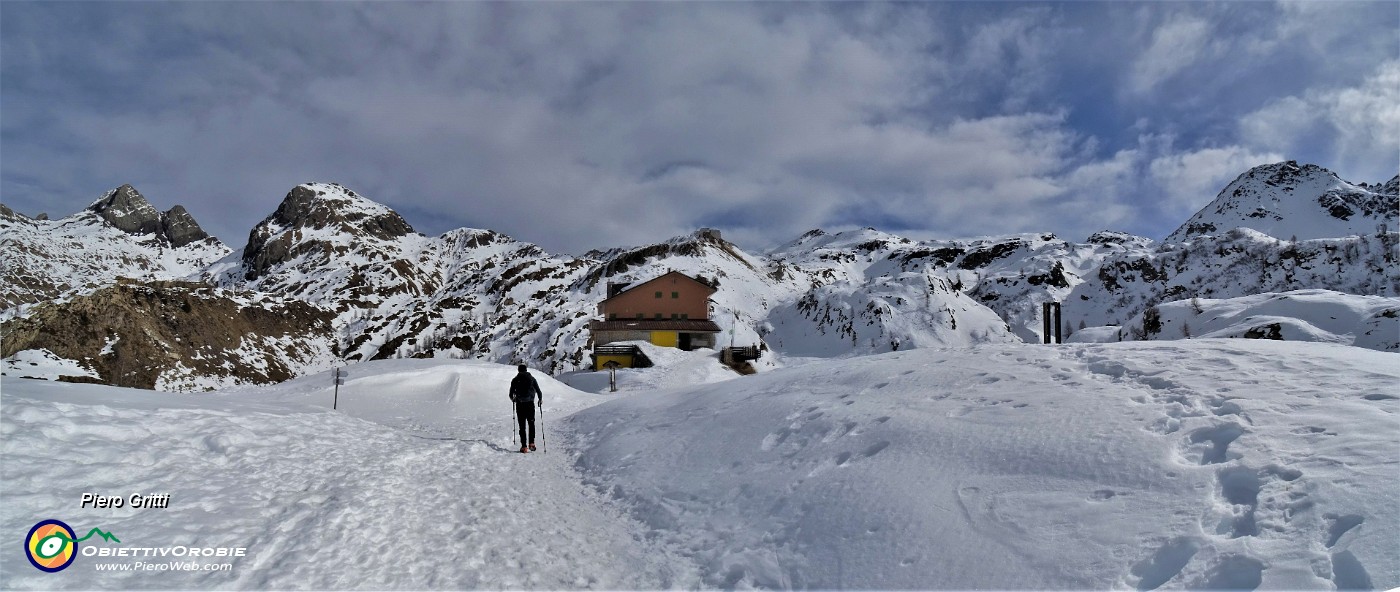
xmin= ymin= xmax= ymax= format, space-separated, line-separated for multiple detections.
xmin=1129 ymin=16 xmax=1217 ymax=95
xmin=1239 ymin=60 xmax=1400 ymax=182
xmin=4 ymin=3 xmax=1394 ymax=253
xmin=1149 ymin=146 xmax=1285 ymax=216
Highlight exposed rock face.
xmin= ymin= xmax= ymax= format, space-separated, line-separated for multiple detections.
xmin=162 ymin=205 xmax=210 ymax=247
xmin=89 ymin=184 xmax=164 ymax=235
xmin=0 ymin=280 xmax=336 ymax=390
xmin=87 ymin=184 xmax=213 ymax=246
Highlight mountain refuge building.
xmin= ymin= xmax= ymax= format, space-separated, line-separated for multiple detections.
xmin=589 ymin=271 xmax=722 ymax=369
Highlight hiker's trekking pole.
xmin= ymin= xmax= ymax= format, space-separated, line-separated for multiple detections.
xmin=539 ymin=403 xmax=546 ymax=454
xmin=511 ymin=402 xmax=518 ymax=447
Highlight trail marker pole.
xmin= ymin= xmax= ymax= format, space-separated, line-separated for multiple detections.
xmin=333 ymin=368 xmax=345 ymax=409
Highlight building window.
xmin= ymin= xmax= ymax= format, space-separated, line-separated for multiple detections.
xmin=655 ymin=291 xmax=663 ymax=298
xmin=672 ymin=314 xmax=679 ymax=319
xmin=636 ymin=313 xmax=643 ymax=319
xmin=681 ymin=313 xmax=689 ymax=319
xmin=672 ymin=291 xmax=679 ymax=298
xmin=609 ymin=313 xmax=617 ymax=320
xmin=655 ymin=313 xmax=663 ymax=320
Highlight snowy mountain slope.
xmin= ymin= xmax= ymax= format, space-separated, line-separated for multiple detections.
xmin=567 ymin=340 xmax=1399 ymax=589
xmin=1072 ymin=289 xmax=1400 ymax=352
xmin=0 ymin=186 xmax=229 ymax=315
xmin=1066 ymin=228 xmax=1399 ymax=332
xmin=1167 ymin=161 xmax=1398 ymax=242
xmin=4 ymin=343 xmax=1394 ymax=590
xmin=767 ymin=228 xmax=1155 ymax=342
xmin=764 ymin=269 xmax=1015 ymax=355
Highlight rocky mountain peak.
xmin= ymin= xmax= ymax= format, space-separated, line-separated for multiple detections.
xmin=240 ymin=183 xmax=418 ymax=282
xmin=1247 ymin=160 xmax=1337 ymax=187
xmin=265 ymin=183 xmax=414 ymax=240
xmin=88 ymin=184 xmax=164 ymax=236
xmin=1166 ymin=161 xmax=1398 ymax=242
xmin=85 ymin=184 xmax=213 ymax=247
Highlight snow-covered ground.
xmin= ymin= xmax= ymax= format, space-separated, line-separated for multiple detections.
xmin=1072 ymin=289 xmax=1400 ymax=352
xmin=3 ymin=341 xmax=1397 ymax=589
xmin=1 ymin=361 xmax=702 ymax=590
xmin=1 ymin=349 xmax=99 ymax=381
xmin=559 ymin=342 xmax=750 ymax=394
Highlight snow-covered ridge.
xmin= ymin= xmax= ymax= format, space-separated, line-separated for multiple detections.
xmin=1167 ymin=161 xmax=1398 ymax=242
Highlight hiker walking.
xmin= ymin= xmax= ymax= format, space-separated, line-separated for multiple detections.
xmin=510 ymin=364 xmax=542 ymax=453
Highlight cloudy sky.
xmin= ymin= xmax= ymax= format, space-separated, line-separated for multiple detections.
xmin=2 ymin=2 xmax=1396 ymax=254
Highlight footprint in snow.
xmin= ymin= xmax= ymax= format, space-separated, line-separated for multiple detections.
xmin=1324 ymin=513 xmax=1364 ymax=549
xmin=1129 ymin=537 xmax=1198 ymax=591
xmin=1089 ymin=489 xmax=1125 ymax=501
xmin=861 ymin=441 xmax=890 ymax=457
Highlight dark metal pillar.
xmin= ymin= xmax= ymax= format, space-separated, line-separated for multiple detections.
xmin=1042 ymin=302 xmax=1062 ymax=344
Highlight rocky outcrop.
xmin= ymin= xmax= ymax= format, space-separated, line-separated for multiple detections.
xmin=87 ymin=184 xmax=213 ymax=247
xmin=0 ymin=280 xmax=336 ymax=390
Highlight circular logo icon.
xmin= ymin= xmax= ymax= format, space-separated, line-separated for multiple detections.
xmin=26 ymin=520 xmax=77 ymax=572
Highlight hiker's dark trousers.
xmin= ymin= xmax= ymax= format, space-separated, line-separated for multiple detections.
xmin=516 ymin=404 xmax=536 ymax=445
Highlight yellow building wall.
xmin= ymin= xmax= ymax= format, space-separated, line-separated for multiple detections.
xmin=650 ymin=331 xmax=678 ymax=347
xmin=595 ymin=355 xmax=634 ymax=370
